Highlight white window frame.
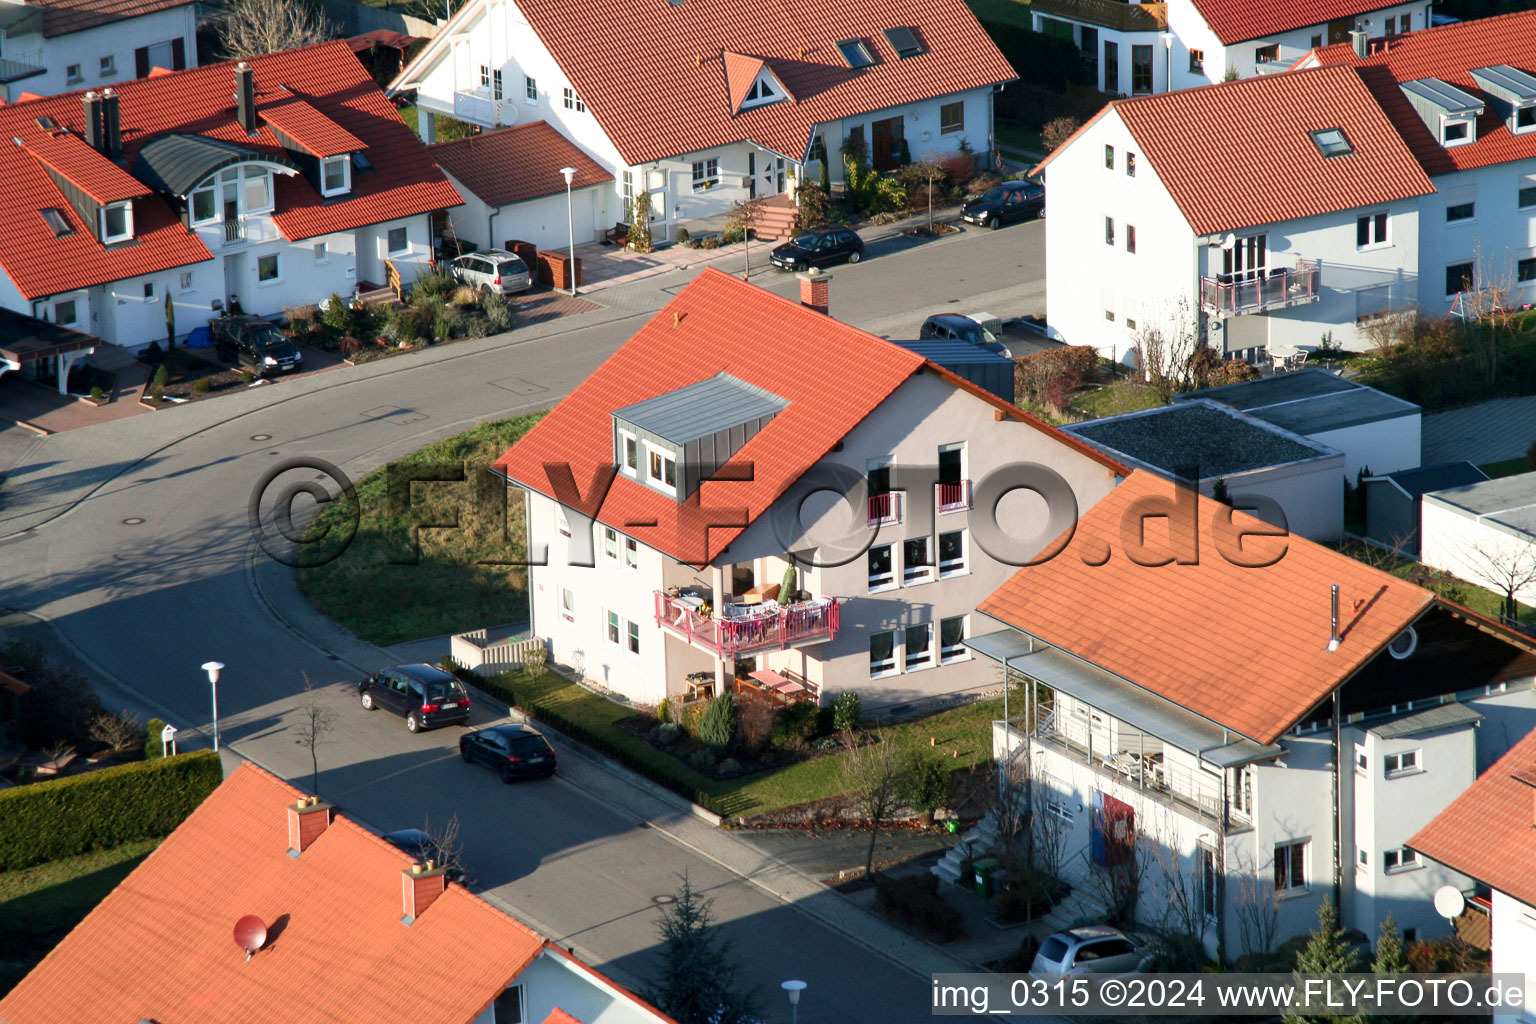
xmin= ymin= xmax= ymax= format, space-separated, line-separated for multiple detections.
xmin=1357 ymin=848 xmax=1369 ymax=871
xmin=939 ymin=100 xmax=964 ymax=135
xmin=904 ymin=622 xmax=933 ymax=671
xmin=868 ymin=542 xmax=896 ymax=591
xmin=691 ymin=158 xmax=720 ymax=192
xmin=1382 ymin=847 xmax=1422 ymax=874
xmin=1515 ymin=104 xmax=1536 ymax=134
xmin=314 ymin=242 xmax=327 ymax=263
xmin=938 ymin=529 xmax=967 ymax=578
xmin=1383 ymin=749 xmax=1421 ymax=777
xmin=257 ymin=252 xmax=281 ymax=286
xmin=495 ymin=983 xmax=525 ymax=1024
xmin=66 ymin=64 xmax=82 ymax=84
xmin=556 ymin=507 xmax=572 ymax=539
xmin=1046 ymin=798 xmax=1074 ymax=824
xmin=741 ymin=76 xmax=780 ymax=108
xmin=99 ymin=55 xmax=115 ymax=76
xmin=619 ymin=429 xmax=638 ymax=476
xmin=142 ymin=281 xmax=155 ymax=299
xmin=100 ymin=202 xmax=133 ymax=244
xmin=603 ymin=526 xmax=619 ymax=562
xmin=387 ymin=226 xmax=409 ymax=256
xmin=53 ymin=299 xmax=79 ymax=326
xmin=869 ymin=630 xmax=897 ymax=677
xmin=560 ymin=587 xmax=576 ymax=625
xmin=563 ymin=87 xmax=585 ymax=112
xmin=1274 ymin=839 xmax=1308 ymax=893
xmin=1356 ymin=209 xmax=1389 ymax=249
xmin=1353 ymin=745 xmax=1367 ymax=773
xmin=190 ymin=183 xmax=217 ymax=226
xmin=321 ymin=156 xmax=351 ymax=197
xmin=902 ymin=536 xmax=934 ymax=585
xmin=480 ymin=65 xmax=491 ymax=90
xmin=626 ymin=619 xmax=640 ymax=656
xmin=491 ymin=68 xmax=503 ymax=100
xmin=1521 ymin=174 xmax=1536 ymax=210
xmin=242 ymin=164 xmax=273 ymax=213
xmin=644 ymin=442 xmax=677 ymax=494
xmin=178 ymin=271 xmax=193 ymax=291
xmin=1198 ymin=846 xmax=1218 ymax=921
xmin=525 ymin=75 xmax=537 ymax=102
xmin=1230 ymin=765 xmax=1254 ymax=817
xmin=1445 ymin=199 xmax=1476 ymax=224
xmin=605 ymin=608 xmax=621 ymax=646
xmin=939 ymin=614 xmax=968 ymax=663
xmin=624 ymin=537 xmax=639 ymax=570
xmin=1441 ymin=116 xmax=1474 ymax=146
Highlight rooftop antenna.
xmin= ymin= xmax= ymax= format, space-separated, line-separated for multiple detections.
xmin=233 ymin=915 xmax=268 ymax=962
xmin=1327 ymin=584 xmax=1341 ymax=652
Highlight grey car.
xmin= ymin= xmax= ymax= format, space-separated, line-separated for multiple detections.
xmin=447 ymin=249 xmax=532 ymax=296
xmin=1030 ymin=926 xmax=1150 ymax=975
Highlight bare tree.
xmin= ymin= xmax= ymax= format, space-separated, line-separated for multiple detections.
xmin=1080 ymin=800 xmax=1148 ymax=928
xmin=216 ymin=0 xmax=329 ymax=61
xmin=1146 ymin=819 xmax=1210 ymax=953
xmin=1131 ymin=297 xmax=1203 ymax=401
xmin=89 ymin=709 xmax=143 ymax=754
xmin=1462 ymin=538 xmax=1536 ymax=622
xmin=1232 ymin=848 xmax=1282 ymax=963
xmin=293 ymin=673 xmax=337 ymax=796
xmin=725 ymin=196 xmax=766 ymax=280
xmin=1040 ymin=116 xmax=1080 ymax=152
xmin=421 ymin=812 xmax=471 ymax=885
xmin=840 ymin=729 xmax=911 ymax=877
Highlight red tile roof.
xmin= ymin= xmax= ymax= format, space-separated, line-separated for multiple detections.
xmin=0 ymin=41 xmax=462 ymax=300
xmin=1189 ymin=0 xmax=1396 ymax=45
xmin=430 ymin=121 xmax=610 ymax=208
xmin=31 ymin=0 xmax=193 ymax=38
xmin=1410 ymin=725 xmax=1536 ymax=907
xmin=493 ymin=268 xmax=1121 ymax=567
xmin=0 ymin=763 xmax=547 ymax=1024
xmin=1102 ymin=65 xmax=1435 ymax=234
xmin=976 ymin=470 xmax=1434 ymax=745
xmin=543 ymin=1011 xmax=583 ymax=1024
xmin=1306 ymin=10 xmax=1536 ymax=176
xmin=348 ymin=29 xmax=422 ymax=52
xmin=398 ymin=0 xmax=1015 ymax=165
xmin=19 ymin=124 xmax=151 ymax=203
xmin=260 ymin=96 xmax=369 ymax=158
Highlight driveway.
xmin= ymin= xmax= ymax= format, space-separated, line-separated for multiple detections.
xmin=1422 ymin=395 xmax=1536 ymax=464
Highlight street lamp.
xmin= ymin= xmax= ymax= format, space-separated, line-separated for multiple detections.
xmin=559 ymin=166 xmax=577 ymax=297
xmin=202 ymin=661 xmax=224 ymax=751
xmin=781 ymin=980 xmax=807 ymax=1024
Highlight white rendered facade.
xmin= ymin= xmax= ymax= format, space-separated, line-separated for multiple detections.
xmin=0 ymin=3 xmax=197 ymax=102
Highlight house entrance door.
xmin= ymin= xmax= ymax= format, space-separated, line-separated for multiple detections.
xmin=871 ymin=116 xmax=903 ymax=171
xmin=1327 ymin=18 xmax=1351 ymax=43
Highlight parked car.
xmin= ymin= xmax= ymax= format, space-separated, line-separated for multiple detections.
xmin=459 ymin=723 xmax=557 ymax=782
xmin=380 ymin=828 xmax=466 ymax=883
xmin=358 ymin=663 xmax=471 ymax=733
xmin=919 ymin=313 xmax=1013 ymax=357
xmin=211 ymin=315 xmax=303 ymax=374
xmin=962 ymin=179 xmax=1045 ymax=229
xmin=770 ymin=227 xmax=864 ymax=271
xmin=1031 ymin=926 xmax=1151 ymax=975
xmin=447 ymin=249 xmax=533 ymax=296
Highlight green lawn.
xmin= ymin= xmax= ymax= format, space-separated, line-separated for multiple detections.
xmin=0 ymin=839 xmax=159 ymax=996
xmin=1332 ymin=541 xmax=1535 ymax=624
xmin=968 ymin=0 xmax=1036 ymax=29
xmin=501 ymin=671 xmax=1006 ymax=818
xmin=297 ymin=414 xmax=546 ymax=646
xmin=1071 ymin=381 xmax=1166 ymax=419
xmin=996 ymin=120 xmax=1048 ymax=157
xmin=396 ymin=103 xmax=419 ymax=140
xmin=1479 ymin=457 xmax=1532 ymax=479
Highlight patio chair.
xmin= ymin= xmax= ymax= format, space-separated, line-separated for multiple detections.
xmin=1292 ymin=350 xmax=1309 ymax=368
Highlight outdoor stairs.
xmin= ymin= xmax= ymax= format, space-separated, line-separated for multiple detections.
xmin=1041 ymin=865 xmax=1109 ymax=931
xmin=90 ymin=342 xmax=138 ymax=373
xmin=754 ymin=195 xmax=796 ymax=242
xmin=356 ymin=284 xmax=408 ymax=314
xmin=931 ymin=810 xmax=1000 ymax=885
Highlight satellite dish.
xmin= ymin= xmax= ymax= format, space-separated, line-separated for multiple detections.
xmin=1433 ymin=885 xmax=1465 ymax=920
xmin=1387 ymin=626 xmax=1418 ymax=660
xmin=233 ymin=915 xmax=268 ymax=961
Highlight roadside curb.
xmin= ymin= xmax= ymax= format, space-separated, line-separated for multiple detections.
xmin=13 ymin=420 xmax=51 ymax=437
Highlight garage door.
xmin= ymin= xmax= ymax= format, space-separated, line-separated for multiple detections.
xmin=504 ymin=190 xmax=598 ymax=252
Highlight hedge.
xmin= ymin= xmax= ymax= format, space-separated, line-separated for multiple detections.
xmin=0 ymin=750 xmax=223 ymax=871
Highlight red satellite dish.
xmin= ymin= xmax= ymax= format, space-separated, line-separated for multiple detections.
xmin=233 ymin=915 xmax=267 ymax=961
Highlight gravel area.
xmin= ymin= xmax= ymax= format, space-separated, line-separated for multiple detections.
xmin=1072 ymin=402 xmax=1323 ymax=476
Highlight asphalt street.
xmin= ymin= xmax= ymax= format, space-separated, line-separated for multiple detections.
xmin=0 ymin=218 xmax=1047 ymax=1023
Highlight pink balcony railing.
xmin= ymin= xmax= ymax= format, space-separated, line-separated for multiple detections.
xmin=1200 ymin=259 xmax=1321 ymax=316
xmin=867 ymin=491 xmax=901 ymax=527
xmin=654 ymin=592 xmax=840 ymax=659
xmin=937 ymin=479 xmax=972 ymax=513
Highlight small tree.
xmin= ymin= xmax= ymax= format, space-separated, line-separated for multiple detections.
xmin=1232 ymin=849 xmax=1282 ymax=965
xmin=152 ymin=364 xmax=170 ymax=390
xmin=90 ymin=709 xmax=144 ymax=755
xmin=793 ymin=181 xmax=830 ymax=232
xmin=627 ymin=192 xmax=654 ymax=253
xmin=1041 ymin=116 xmax=1080 ymax=152
xmin=421 ymin=812 xmax=470 ymax=886
xmin=1285 ymin=897 xmax=1361 ymax=1024
xmin=725 ymin=196 xmax=765 ymax=279
xmin=216 ymin=0 xmax=328 ymax=60
xmin=1463 ymin=537 xmax=1536 ymax=622
xmin=1081 ymin=803 xmax=1147 ymax=927
xmin=292 ymin=673 xmax=337 ymax=795
xmin=144 ymin=717 xmax=167 ymax=760
xmin=698 ymin=692 xmax=737 ymax=754
xmin=831 ymin=691 xmax=861 ymax=733
xmin=897 ymin=749 xmax=950 ymax=820
xmin=648 ymin=873 xmax=759 ymax=1024
xmin=841 ymin=729 xmax=910 ymax=876
xmin=164 ymin=293 xmax=175 ymax=350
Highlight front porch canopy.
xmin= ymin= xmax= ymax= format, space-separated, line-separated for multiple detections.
xmin=0 ymin=309 xmax=99 ymax=394
xmin=967 ymin=628 xmax=1285 ymax=768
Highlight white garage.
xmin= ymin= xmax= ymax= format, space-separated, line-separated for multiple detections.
xmin=1421 ymin=471 xmax=1536 ymax=613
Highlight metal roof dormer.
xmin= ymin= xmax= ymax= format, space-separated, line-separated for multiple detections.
xmin=1469 ymin=65 xmax=1536 ymax=136
xmin=1399 ymin=78 xmax=1484 ymax=148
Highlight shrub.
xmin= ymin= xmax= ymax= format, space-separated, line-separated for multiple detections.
xmin=938 ymin=150 xmax=975 ymax=190
xmin=770 ymin=702 xmax=821 ymax=749
xmin=718 ymin=757 xmax=741 ymax=776
xmin=431 ymin=315 xmax=455 ymax=342
xmin=870 ymin=211 xmax=901 ymax=226
xmin=688 ymin=748 xmax=717 ymax=771
xmin=144 ymin=718 xmax=167 ymax=760
xmin=0 ymin=750 xmax=222 ymax=870
xmin=675 ymin=227 xmax=690 ymax=245
xmin=88 ymin=385 xmax=105 ymax=400
xmin=8 ymin=645 xmax=104 ymax=751
xmin=193 ymin=377 xmax=212 ymax=393
xmin=152 ymin=364 xmax=170 ymax=389
xmin=656 ymin=697 xmax=672 ymax=725
xmin=698 ymin=693 xmax=737 ymax=754
xmin=678 ymin=700 xmax=706 ymax=739
xmin=898 ymin=751 xmax=950 ymax=814
xmin=1216 ymin=358 xmax=1261 ymax=385
xmin=995 ymin=934 xmax=1042 ymax=973
xmin=1147 ymin=930 xmax=1209 ymax=972
xmin=993 ymin=869 xmax=1069 ymax=922
xmin=736 ymin=698 xmax=774 ymax=752
xmin=142 ymin=340 xmax=164 ymax=364
xmin=1041 ymin=116 xmax=1081 ymax=152
xmin=411 ymin=267 xmax=455 ymax=301
xmin=964 ymin=172 xmax=1002 ymax=198
xmin=482 ymin=290 xmax=512 ymax=332
xmin=658 ymin=722 xmax=681 ymax=744
xmin=1014 ymin=345 xmax=1100 ymax=408
xmin=869 ymin=176 xmax=907 ymax=214
xmin=318 ymin=293 xmax=354 ymax=338
xmin=627 ymin=191 xmax=654 ymax=253
xmin=449 ymin=285 xmax=480 ymax=307
xmin=697 ymin=237 xmax=719 ymax=250
xmin=832 ymin=692 xmax=861 ymax=733
xmin=148 ymin=386 xmax=164 ymax=403
xmin=794 ymin=181 xmax=831 ymax=232
xmin=720 ymin=224 xmax=745 ymax=245
xmin=240 ymin=369 xmax=255 ymax=385
xmin=875 ymin=873 xmax=963 ymax=942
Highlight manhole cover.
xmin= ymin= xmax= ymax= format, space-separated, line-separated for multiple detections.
xmin=250 ymin=433 xmax=272 ymax=441
xmin=651 ymin=894 xmax=676 ymax=905
xmin=122 ymin=517 xmax=145 ymax=525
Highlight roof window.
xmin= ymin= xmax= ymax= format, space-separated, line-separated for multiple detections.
xmin=351 ymin=151 xmax=374 ymax=172
xmin=40 ymin=207 xmax=72 ymax=237
xmin=883 ymin=26 xmax=925 ymax=58
xmin=1310 ymin=128 xmax=1353 ymax=158
xmin=836 ymin=39 xmax=875 ymax=68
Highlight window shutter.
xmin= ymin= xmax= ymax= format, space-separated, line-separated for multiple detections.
xmin=171 ymin=38 xmax=186 ymax=70
xmin=135 ymin=46 xmax=149 ymax=78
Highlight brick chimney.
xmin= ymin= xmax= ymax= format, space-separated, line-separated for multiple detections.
xmin=797 ymin=269 xmax=832 ymax=316
xmin=234 ymin=62 xmax=256 ymax=135
xmin=401 ymin=863 xmax=448 ymax=923
xmin=286 ymin=795 xmax=332 ymax=855
xmin=99 ymin=87 xmax=121 ymax=161
xmin=82 ymin=91 xmax=103 ymax=151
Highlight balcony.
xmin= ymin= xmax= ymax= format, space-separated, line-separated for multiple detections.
xmin=222 ymin=218 xmax=245 ymax=246
xmin=867 ymin=491 xmax=901 ymax=528
xmin=937 ymin=479 xmax=971 ymax=514
xmin=1031 ymin=0 xmax=1167 ymax=32
xmin=1200 ymin=259 xmax=1321 ymax=316
xmin=654 ymin=591 xmax=839 ymax=660
xmin=453 ymin=88 xmax=516 ymax=127
xmin=0 ymin=51 xmax=46 ymax=85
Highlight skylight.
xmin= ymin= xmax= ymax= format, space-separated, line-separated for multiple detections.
xmin=836 ymin=39 xmax=875 ymax=68
xmin=351 ymin=151 xmax=373 ymax=172
xmin=40 ymin=208 xmax=72 ymax=237
xmin=1310 ymin=128 xmax=1353 ymax=158
xmin=882 ymin=26 xmax=925 ymax=58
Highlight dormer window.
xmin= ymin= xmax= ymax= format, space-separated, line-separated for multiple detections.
xmin=1401 ymin=78 xmax=1481 ymax=149
xmin=1471 ymin=65 xmax=1536 ymax=135
xmin=100 ymin=201 xmax=133 ymax=243
xmin=1442 ymin=118 xmax=1472 ymax=145
xmin=321 ymin=155 xmax=351 ymax=197
xmin=741 ymin=77 xmax=780 ymax=108
xmin=647 ymin=445 xmax=677 ymax=490
xmin=837 ymin=39 xmax=875 ymax=68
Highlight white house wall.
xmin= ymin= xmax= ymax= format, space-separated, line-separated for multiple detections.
xmin=1030 ymin=16 xmax=1167 ymax=98
xmin=1306 ymin=416 xmax=1420 ymax=479
xmin=1216 ymin=453 xmax=1346 ymax=540
xmin=1421 ymin=498 xmax=1536 ymax=606
xmin=1414 ymin=159 xmax=1536 ymax=313
xmin=0 ymin=5 xmax=198 ymax=101
xmin=1489 ymin=890 xmax=1536 ymax=1024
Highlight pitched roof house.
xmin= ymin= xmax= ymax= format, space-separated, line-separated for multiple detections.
xmin=492 ymin=267 xmax=1122 ymax=711
xmin=968 ymin=469 xmax=1536 ymax=959
xmin=0 ymin=0 xmax=197 ymax=102
xmin=390 ymin=0 xmax=1014 ymax=245
xmin=0 ymin=41 xmax=462 ymax=355
xmin=1035 ymin=10 xmax=1536 ymax=367
xmin=0 ymin=762 xmax=678 ymax=1024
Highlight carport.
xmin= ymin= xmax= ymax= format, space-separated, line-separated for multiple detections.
xmin=0 ymin=308 xmax=99 ymax=394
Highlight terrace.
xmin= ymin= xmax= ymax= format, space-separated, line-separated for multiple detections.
xmin=655 ymin=590 xmax=839 ymax=660
xmin=1201 ymin=259 xmax=1321 ymax=316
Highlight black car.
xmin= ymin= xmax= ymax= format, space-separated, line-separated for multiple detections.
xmin=919 ymin=314 xmax=1013 ymax=357
xmin=358 ymin=663 xmax=471 ymax=733
xmin=460 ymin=723 xmax=557 ymax=782
xmin=211 ymin=315 xmax=303 ymax=374
xmin=770 ymin=227 xmax=864 ymax=271
xmin=962 ymin=180 xmax=1045 ymax=229
xmin=381 ymin=828 xmax=467 ymax=883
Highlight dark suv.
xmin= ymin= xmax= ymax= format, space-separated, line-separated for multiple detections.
xmin=358 ymin=663 xmax=471 ymax=733
xmin=211 ymin=316 xmax=303 ymax=375
xmin=460 ymin=723 xmax=557 ymax=782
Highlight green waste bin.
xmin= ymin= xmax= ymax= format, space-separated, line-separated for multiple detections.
xmin=974 ymin=857 xmax=999 ymax=899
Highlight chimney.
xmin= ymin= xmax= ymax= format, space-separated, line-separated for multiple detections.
xmin=797 ymin=268 xmax=832 ymax=316
xmin=1327 ymin=584 xmax=1341 ymax=652
xmin=99 ymin=87 xmax=121 ymax=161
xmin=82 ymin=91 xmax=103 ymax=151
xmin=286 ymin=795 xmax=333 ymax=855
xmin=401 ymin=863 xmax=448 ymax=922
xmin=234 ymin=62 xmax=256 ymax=135
xmin=1349 ymin=28 xmax=1368 ymax=59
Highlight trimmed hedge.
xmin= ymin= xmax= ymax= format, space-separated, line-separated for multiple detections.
xmin=0 ymin=750 xmax=223 ymax=871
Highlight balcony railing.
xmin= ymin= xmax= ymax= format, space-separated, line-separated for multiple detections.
xmin=937 ymin=479 xmax=972 ymax=514
xmin=1200 ymin=259 xmax=1321 ymax=316
xmin=867 ymin=491 xmax=901 ymax=528
xmin=1031 ymin=0 xmax=1168 ymax=31
xmin=654 ymin=592 xmax=840 ymax=660
xmin=222 ymin=218 xmax=245 ymax=246
xmin=453 ymin=89 xmax=515 ymax=127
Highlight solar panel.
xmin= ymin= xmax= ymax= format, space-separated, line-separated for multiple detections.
xmin=40 ymin=208 xmax=72 ymax=237
xmin=883 ymin=26 xmax=924 ymax=58
xmin=836 ymin=39 xmax=875 ymax=68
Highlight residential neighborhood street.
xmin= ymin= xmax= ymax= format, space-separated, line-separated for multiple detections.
xmin=0 ymin=223 xmax=1048 ymax=1023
